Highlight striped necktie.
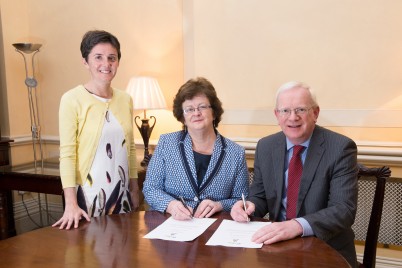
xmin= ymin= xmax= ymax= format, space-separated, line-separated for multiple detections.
xmin=286 ymin=145 xmax=304 ymax=220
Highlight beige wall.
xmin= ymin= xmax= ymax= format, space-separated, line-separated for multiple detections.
xmin=0 ymin=0 xmax=184 ymax=165
xmin=184 ymin=0 xmax=402 ymax=143
xmin=1 ymin=1 xmax=401 ymax=172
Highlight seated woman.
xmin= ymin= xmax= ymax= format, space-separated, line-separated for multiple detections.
xmin=143 ymin=77 xmax=248 ymax=220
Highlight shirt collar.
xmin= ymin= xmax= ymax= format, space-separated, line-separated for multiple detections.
xmin=286 ymin=137 xmax=311 ymax=151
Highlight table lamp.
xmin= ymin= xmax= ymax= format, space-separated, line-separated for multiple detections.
xmin=126 ymin=76 xmax=167 ymax=167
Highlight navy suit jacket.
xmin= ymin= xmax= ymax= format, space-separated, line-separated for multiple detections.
xmin=249 ymin=125 xmax=358 ymax=267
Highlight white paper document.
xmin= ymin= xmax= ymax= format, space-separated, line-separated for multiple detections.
xmin=206 ymin=219 xmax=271 ymax=248
xmin=143 ymin=216 xmax=217 ymax=242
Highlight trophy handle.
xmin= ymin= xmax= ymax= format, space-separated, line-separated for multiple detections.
xmin=148 ymin=116 xmax=156 ymax=136
xmin=134 ymin=115 xmax=142 ymax=131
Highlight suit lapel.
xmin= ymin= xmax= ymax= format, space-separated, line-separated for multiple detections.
xmin=273 ymin=136 xmax=286 ymax=221
xmin=297 ymin=126 xmax=325 ymax=215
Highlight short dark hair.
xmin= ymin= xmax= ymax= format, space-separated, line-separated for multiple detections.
xmin=80 ymin=30 xmax=121 ymax=61
xmin=173 ymin=77 xmax=224 ymax=128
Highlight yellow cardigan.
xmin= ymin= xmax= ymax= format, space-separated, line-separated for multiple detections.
xmin=59 ymin=85 xmax=138 ymax=189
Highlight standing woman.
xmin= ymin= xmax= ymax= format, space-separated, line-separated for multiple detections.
xmin=53 ymin=30 xmax=139 ymax=230
xmin=143 ymin=77 xmax=248 ymax=220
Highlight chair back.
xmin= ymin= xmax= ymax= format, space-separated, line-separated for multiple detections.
xmin=356 ymin=164 xmax=391 ymax=268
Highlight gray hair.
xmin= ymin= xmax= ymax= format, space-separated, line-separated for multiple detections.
xmin=275 ymin=81 xmax=318 ymax=108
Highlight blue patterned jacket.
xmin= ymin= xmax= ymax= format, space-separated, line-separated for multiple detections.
xmin=143 ymin=130 xmax=249 ymax=212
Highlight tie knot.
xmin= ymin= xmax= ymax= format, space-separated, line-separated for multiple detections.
xmin=292 ymin=145 xmax=304 ymax=157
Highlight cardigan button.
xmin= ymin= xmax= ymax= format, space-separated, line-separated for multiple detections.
xmin=193 ymin=196 xmax=199 ymax=202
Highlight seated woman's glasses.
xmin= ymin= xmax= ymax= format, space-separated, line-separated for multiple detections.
xmin=183 ymin=105 xmax=212 ymax=115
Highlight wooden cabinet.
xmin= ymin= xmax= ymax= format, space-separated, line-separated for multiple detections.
xmin=0 ymin=138 xmax=15 ymax=239
xmin=0 ymin=138 xmax=12 ymax=170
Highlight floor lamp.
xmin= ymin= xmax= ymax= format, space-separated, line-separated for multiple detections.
xmin=126 ymin=77 xmax=167 ymax=167
xmin=12 ymin=43 xmax=44 ymax=171
xmin=13 ymin=42 xmax=48 ymax=226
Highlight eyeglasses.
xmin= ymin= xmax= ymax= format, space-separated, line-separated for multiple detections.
xmin=276 ymin=107 xmax=313 ymax=117
xmin=183 ymin=104 xmax=212 ymax=115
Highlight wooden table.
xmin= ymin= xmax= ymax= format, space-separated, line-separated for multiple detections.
xmin=0 ymin=165 xmax=62 ymax=239
xmin=0 ymin=211 xmax=350 ymax=267
xmin=0 ymin=166 xmax=146 ymax=240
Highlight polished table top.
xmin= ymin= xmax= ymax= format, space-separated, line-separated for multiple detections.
xmin=0 ymin=211 xmax=350 ymax=268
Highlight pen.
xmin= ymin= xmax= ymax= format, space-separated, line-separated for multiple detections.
xmin=179 ymin=196 xmax=193 ymax=219
xmin=242 ymin=193 xmax=250 ymax=222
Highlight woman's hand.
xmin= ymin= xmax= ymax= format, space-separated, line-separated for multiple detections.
xmin=52 ymin=204 xmax=90 ymax=230
xmin=52 ymin=187 xmax=90 ymax=230
xmin=166 ymin=200 xmax=193 ymax=220
xmin=194 ymin=199 xmax=223 ymax=218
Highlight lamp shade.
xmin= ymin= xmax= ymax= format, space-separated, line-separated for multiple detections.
xmin=12 ymin=43 xmax=42 ymax=54
xmin=126 ymin=76 xmax=167 ymax=110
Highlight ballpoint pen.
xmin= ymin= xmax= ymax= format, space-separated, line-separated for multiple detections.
xmin=242 ymin=193 xmax=250 ymax=222
xmin=179 ymin=196 xmax=193 ymax=219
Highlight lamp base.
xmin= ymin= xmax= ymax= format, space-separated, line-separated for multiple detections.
xmin=135 ymin=115 xmax=156 ymax=168
xmin=140 ymin=153 xmax=152 ymax=167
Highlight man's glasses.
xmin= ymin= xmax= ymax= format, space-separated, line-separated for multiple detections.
xmin=276 ymin=107 xmax=313 ymax=117
xmin=183 ymin=104 xmax=212 ymax=115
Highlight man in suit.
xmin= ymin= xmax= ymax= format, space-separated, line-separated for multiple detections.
xmin=231 ymin=81 xmax=358 ymax=267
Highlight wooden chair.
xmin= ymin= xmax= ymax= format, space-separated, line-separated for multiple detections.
xmin=356 ymin=164 xmax=391 ymax=268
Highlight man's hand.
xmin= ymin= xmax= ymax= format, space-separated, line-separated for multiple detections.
xmin=252 ymin=220 xmax=303 ymax=244
xmin=230 ymin=200 xmax=255 ymax=222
